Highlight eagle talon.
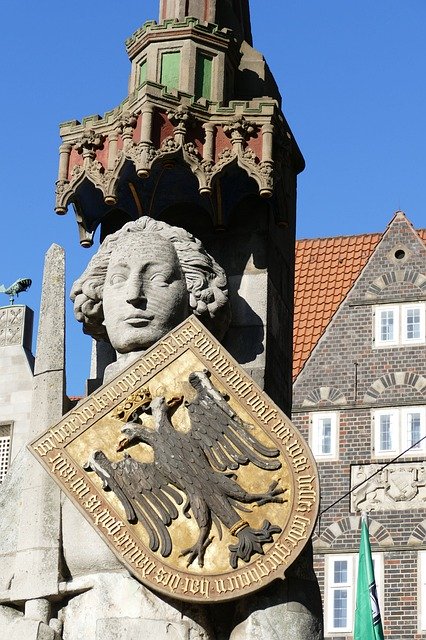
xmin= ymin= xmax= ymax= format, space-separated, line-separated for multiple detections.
xmin=256 ymin=481 xmax=286 ymax=506
xmin=180 ymin=536 xmax=213 ymax=568
xmin=229 ymin=520 xmax=281 ymax=569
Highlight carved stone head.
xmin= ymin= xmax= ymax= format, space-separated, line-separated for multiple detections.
xmin=70 ymin=216 xmax=230 ymax=353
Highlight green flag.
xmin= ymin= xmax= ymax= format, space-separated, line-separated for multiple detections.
xmin=354 ymin=516 xmax=384 ymax=640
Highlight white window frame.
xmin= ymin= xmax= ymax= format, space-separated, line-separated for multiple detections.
xmin=325 ymin=553 xmax=383 ymax=635
xmin=419 ymin=551 xmax=426 ymax=631
xmin=372 ymin=406 xmax=426 ymax=458
xmin=402 ymin=303 xmax=425 ymax=344
xmin=373 ymin=408 xmax=399 ymax=456
xmin=374 ymin=305 xmax=399 ymax=347
xmin=310 ymin=412 xmax=338 ymax=460
xmin=326 ymin=554 xmax=354 ymax=633
xmin=374 ymin=302 xmax=425 ymax=348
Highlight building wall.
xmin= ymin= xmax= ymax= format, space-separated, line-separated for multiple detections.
xmin=293 ymin=214 xmax=426 ymax=639
xmin=0 ymin=305 xmax=34 ymax=475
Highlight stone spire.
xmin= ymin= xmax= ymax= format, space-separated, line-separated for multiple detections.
xmin=159 ymin=0 xmax=252 ymax=44
xmin=55 ymin=0 xmax=304 ymax=403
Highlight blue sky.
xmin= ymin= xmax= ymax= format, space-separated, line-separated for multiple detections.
xmin=1 ymin=1 xmax=425 ymax=394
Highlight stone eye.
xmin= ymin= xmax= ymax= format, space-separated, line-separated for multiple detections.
xmin=150 ymin=274 xmax=168 ymax=286
xmin=110 ymin=273 xmax=127 ymax=285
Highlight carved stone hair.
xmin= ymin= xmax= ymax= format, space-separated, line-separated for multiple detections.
xmin=70 ymin=216 xmax=230 ymax=342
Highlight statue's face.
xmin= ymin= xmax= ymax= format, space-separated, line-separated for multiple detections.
xmin=102 ymin=234 xmax=189 ymax=353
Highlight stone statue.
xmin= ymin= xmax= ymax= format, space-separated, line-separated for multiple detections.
xmin=70 ymin=217 xmax=230 ymax=380
xmin=0 ymin=218 xmax=321 ymax=639
xmin=61 ymin=217 xmax=322 ymax=640
xmin=54 ymin=218 xmax=225 ymax=638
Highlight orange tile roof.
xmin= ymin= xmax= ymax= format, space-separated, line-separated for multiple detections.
xmin=293 ymin=232 xmax=373 ymax=379
xmin=293 ymin=225 xmax=426 ymax=380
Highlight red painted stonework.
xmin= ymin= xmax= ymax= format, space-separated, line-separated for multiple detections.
xmin=67 ymin=148 xmax=83 ymax=180
xmin=186 ymin=124 xmax=205 ymax=155
xmin=94 ymin=141 xmax=109 ymax=168
xmin=214 ymin=127 xmax=232 ymax=162
xmin=152 ymin=110 xmax=174 ymax=148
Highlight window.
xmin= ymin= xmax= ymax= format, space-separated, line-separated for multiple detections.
xmin=160 ymin=51 xmax=181 ymax=92
xmin=374 ymin=303 xmax=425 ymax=347
xmin=139 ymin=59 xmax=147 ymax=86
xmin=328 ymin=556 xmax=353 ymax=632
xmin=326 ymin=553 xmax=383 ymax=635
xmin=310 ymin=412 xmax=338 ymax=460
xmin=403 ymin=305 xmax=423 ymax=342
xmin=195 ymin=52 xmax=213 ymax=100
xmin=0 ymin=424 xmax=12 ymax=483
xmin=379 ymin=306 xmax=397 ymax=344
xmin=419 ymin=551 xmax=426 ymax=631
xmin=372 ymin=407 xmax=426 ymax=458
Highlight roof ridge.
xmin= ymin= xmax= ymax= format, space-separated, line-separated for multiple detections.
xmin=296 ymin=230 xmax=382 ymax=243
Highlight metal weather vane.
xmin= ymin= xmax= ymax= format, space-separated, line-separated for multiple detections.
xmin=85 ymin=370 xmax=286 ymax=570
xmin=0 ymin=278 xmax=32 ymax=304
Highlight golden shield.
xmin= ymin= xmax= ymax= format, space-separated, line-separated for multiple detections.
xmin=29 ymin=317 xmax=319 ymax=602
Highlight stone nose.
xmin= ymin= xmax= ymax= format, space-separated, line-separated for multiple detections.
xmin=125 ymin=278 xmax=146 ymax=305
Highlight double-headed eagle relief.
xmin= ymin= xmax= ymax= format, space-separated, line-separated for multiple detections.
xmin=85 ymin=370 xmax=286 ymax=570
xmin=30 ymin=317 xmax=319 ymax=602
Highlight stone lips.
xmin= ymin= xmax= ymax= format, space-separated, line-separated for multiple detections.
xmin=29 ymin=316 xmax=320 ymax=603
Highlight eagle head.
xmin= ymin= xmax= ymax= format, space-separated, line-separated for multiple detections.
xmin=188 ymin=369 xmax=210 ymax=391
xmin=149 ymin=395 xmax=167 ymax=420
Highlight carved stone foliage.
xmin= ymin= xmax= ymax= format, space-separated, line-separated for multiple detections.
xmin=0 ymin=306 xmax=25 ymax=347
xmin=56 ymin=106 xmax=279 ymax=215
xmin=74 ymin=129 xmax=106 ymax=159
xmin=351 ymin=462 xmax=426 ymax=512
xmin=117 ymin=111 xmax=138 ymax=136
xmin=223 ymin=116 xmax=256 ymax=142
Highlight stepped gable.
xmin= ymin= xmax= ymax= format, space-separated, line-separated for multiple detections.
xmin=294 ymin=219 xmax=426 ymax=380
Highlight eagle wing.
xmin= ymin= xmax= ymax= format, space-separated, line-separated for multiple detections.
xmin=185 ymin=371 xmax=281 ymax=473
xmin=85 ymin=451 xmax=183 ymax=557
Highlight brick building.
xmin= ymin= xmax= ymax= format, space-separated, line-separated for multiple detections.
xmin=293 ymin=211 xmax=426 ymax=639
